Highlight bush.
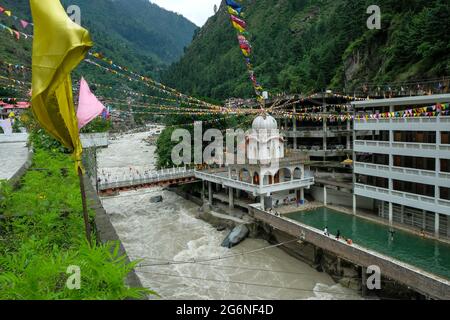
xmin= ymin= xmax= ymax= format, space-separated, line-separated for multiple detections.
xmin=0 ymin=147 xmax=155 ymax=300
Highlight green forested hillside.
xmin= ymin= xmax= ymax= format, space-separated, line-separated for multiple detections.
xmin=163 ymin=0 xmax=450 ymax=100
xmin=0 ymin=0 xmax=199 ymax=105
xmin=0 ymin=0 xmax=197 ymax=65
xmin=59 ymin=0 xmax=198 ymax=64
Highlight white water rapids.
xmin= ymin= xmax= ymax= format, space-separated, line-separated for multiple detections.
xmin=98 ymin=130 xmax=361 ymax=300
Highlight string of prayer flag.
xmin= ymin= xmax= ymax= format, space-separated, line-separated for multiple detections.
xmin=225 ymin=0 xmax=264 ymax=102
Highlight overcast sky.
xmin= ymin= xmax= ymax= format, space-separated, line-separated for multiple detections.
xmin=151 ymin=0 xmax=222 ymax=26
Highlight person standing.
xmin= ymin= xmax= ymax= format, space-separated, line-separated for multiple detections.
xmin=389 ymin=229 xmax=395 ymax=241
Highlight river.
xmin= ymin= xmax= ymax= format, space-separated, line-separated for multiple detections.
xmin=98 ymin=130 xmax=361 ymax=300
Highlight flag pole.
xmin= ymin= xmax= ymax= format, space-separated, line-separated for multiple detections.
xmin=77 ymin=166 xmax=92 ymax=245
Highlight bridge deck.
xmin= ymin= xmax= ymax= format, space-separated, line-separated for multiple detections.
xmin=98 ymin=168 xmax=196 ymax=191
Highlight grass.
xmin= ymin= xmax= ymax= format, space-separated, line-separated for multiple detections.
xmin=0 ymin=146 xmax=155 ymax=300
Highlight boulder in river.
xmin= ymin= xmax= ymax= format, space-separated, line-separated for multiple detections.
xmin=221 ymin=225 xmax=249 ymax=248
xmin=150 ymin=195 xmax=163 ymax=203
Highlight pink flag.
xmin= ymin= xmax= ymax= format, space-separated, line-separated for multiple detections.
xmin=20 ymin=20 xmax=29 ymax=29
xmin=76 ymin=77 xmax=106 ymax=129
xmin=230 ymin=15 xmax=246 ymax=29
xmin=13 ymin=30 xmax=20 ymax=40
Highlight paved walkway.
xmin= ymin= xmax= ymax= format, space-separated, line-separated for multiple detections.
xmin=0 ymin=134 xmax=29 ymax=181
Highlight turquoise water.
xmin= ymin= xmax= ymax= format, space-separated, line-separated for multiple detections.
xmin=286 ymin=207 xmax=450 ymax=280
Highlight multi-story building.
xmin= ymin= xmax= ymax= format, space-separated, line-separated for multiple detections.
xmin=352 ymin=94 xmax=450 ymax=238
xmin=274 ymin=95 xmax=358 ymax=208
xmin=276 ymin=94 xmax=353 ymax=161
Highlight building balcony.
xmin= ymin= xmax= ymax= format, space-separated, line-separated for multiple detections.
xmin=354 ymin=116 xmax=450 ymax=131
xmin=354 ymin=140 xmax=450 ymax=158
xmin=289 ymin=148 xmax=352 ymax=157
xmin=194 ymin=170 xmax=315 ymax=196
xmin=354 ymin=183 xmax=450 ymax=216
xmin=354 ymin=162 xmax=450 ymax=188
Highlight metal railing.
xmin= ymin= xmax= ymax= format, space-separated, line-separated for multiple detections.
xmin=354 ymin=183 xmax=450 ymax=215
xmin=98 ymin=167 xmax=195 ymax=190
xmin=194 ymin=170 xmax=315 ymax=195
xmin=354 ymin=162 xmax=449 ymax=183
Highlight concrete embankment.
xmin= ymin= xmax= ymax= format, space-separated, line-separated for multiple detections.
xmin=249 ymin=206 xmax=450 ymax=300
xmin=83 ymin=174 xmax=145 ymax=295
xmin=174 ymin=186 xmax=450 ymax=299
xmin=0 ymin=133 xmax=32 ymax=184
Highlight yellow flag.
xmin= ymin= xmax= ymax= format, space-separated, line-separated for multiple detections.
xmin=227 ymin=7 xmax=239 ymax=16
xmin=30 ymin=0 xmax=93 ymax=169
xmin=232 ymin=21 xmax=245 ymax=33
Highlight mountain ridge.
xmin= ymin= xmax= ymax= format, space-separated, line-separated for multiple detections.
xmin=0 ymin=0 xmax=200 ymax=105
xmin=163 ymin=0 xmax=450 ymax=101
xmin=0 ymin=0 xmax=198 ymax=66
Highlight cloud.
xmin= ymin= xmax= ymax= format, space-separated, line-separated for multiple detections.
xmin=150 ymin=0 xmax=221 ymax=26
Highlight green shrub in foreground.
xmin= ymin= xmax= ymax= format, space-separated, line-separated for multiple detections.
xmin=0 ymin=147 xmax=155 ymax=300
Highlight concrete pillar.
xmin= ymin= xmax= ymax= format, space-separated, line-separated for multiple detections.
xmin=293 ymin=109 xmax=297 ymax=132
xmin=400 ymin=205 xmax=404 ymax=224
xmin=435 ymin=213 xmax=440 ymax=237
xmin=228 ymin=167 xmax=231 ymax=179
xmin=229 ymin=187 xmax=234 ymax=209
xmin=208 ymin=182 xmax=213 ymax=205
xmin=323 ymin=119 xmax=327 ymax=151
xmin=352 ymin=107 xmax=358 ymax=218
xmin=422 ymin=210 xmax=427 ymax=230
xmin=236 ymin=189 xmax=241 ymax=198
xmin=389 ymin=202 xmax=393 ymax=225
xmin=300 ymin=188 xmax=305 ymax=202
xmin=346 ymin=120 xmax=351 ymax=150
xmin=323 ymin=186 xmax=327 ymax=206
xmin=447 ymin=216 xmax=450 ymax=238
xmin=436 ymin=118 xmax=441 ymax=145
xmin=293 ymin=106 xmax=298 ymax=150
xmin=436 ymin=147 xmax=440 ymax=210
xmin=201 ymin=181 xmax=205 ymax=202
xmin=336 ymin=258 xmax=342 ymax=276
xmin=260 ymin=196 xmax=265 ymax=211
xmin=361 ymin=266 xmax=367 ymax=297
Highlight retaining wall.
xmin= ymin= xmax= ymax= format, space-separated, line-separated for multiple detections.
xmin=250 ymin=206 xmax=450 ymax=300
xmin=83 ymin=175 xmax=145 ymax=294
xmin=309 ymin=186 xmax=374 ymax=210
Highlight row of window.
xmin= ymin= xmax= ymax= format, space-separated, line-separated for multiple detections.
xmin=356 ymin=174 xmax=450 ymax=200
xmin=358 ymin=131 xmax=450 ymax=144
xmin=356 ymin=153 xmax=450 ymax=172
